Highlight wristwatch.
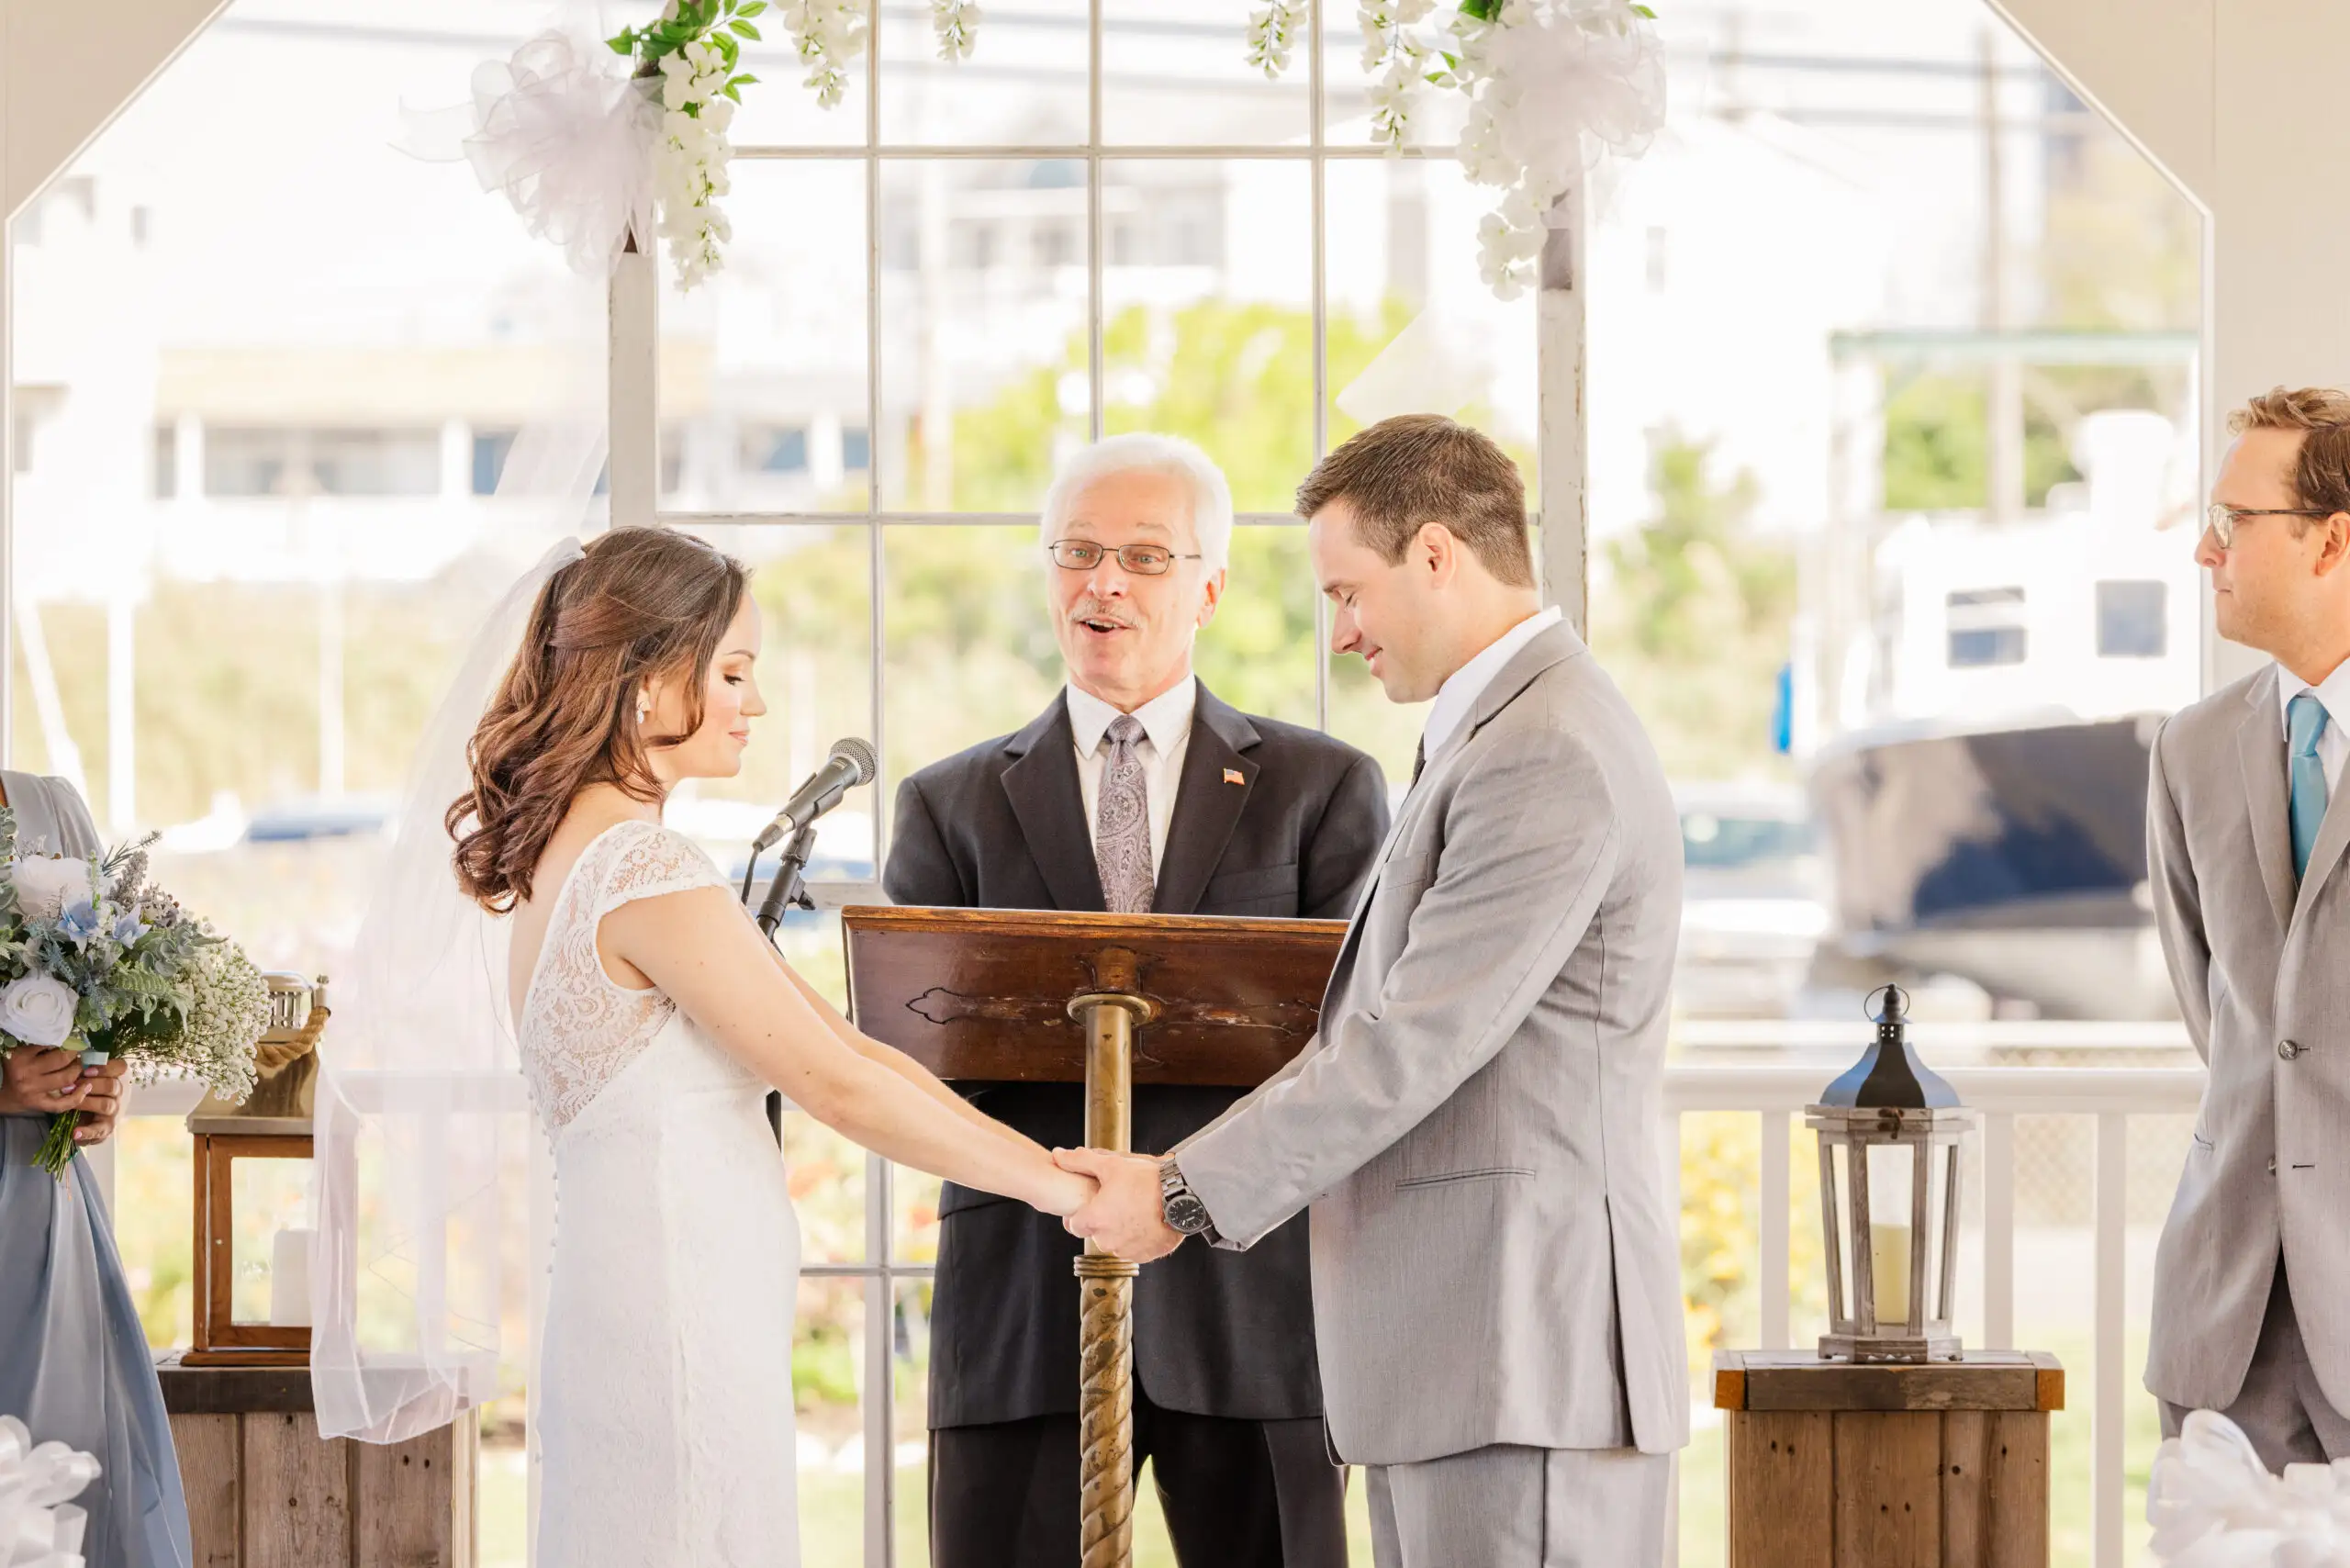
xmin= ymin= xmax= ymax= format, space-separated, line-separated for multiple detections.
xmin=1158 ymin=1159 xmax=1216 ymax=1238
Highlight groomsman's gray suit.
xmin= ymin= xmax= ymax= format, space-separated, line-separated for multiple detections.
xmin=1176 ymin=619 xmax=1690 ymax=1565
xmin=2145 ymin=661 xmax=2350 ymax=1466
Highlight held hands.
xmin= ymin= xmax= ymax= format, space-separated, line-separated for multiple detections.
xmin=0 ymin=1048 xmax=124 ymax=1145
xmin=1054 ymin=1148 xmax=1182 ymax=1263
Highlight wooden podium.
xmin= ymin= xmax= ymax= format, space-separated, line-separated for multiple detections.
xmin=844 ymin=906 xmax=1348 ymax=1568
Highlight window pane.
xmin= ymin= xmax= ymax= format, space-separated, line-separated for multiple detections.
xmin=1196 ymin=526 xmax=1316 ymax=728
xmin=877 ymin=162 xmax=1091 ymax=510
xmin=668 ymin=524 xmax=878 ymax=889
xmin=793 ymin=1275 xmax=874 ymax=1561
xmin=784 ymin=1114 xmax=868 ymax=1266
xmin=726 ymin=39 xmax=867 ymax=149
xmin=1324 ymin=158 xmax=1538 ymax=499
xmin=1103 ymin=0 xmax=1310 ymax=146
xmin=1100 ymin=160 xmax=1314 ymax=512
xmin=663 ymin=162 xmax=870 ymax=513
xmin=880 ymin=524 xmax=1061 ymax=789
xmin=1321 ymin=11 xmax=1467 ymax=149
xmin=879 ymin=0 xmax=1089 ymax=146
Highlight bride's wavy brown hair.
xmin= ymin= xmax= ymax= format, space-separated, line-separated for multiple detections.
xmin=450 ymin=527 xmax=750 ymax=912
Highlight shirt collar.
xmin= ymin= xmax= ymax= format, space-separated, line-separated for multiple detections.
xmin=1423 ymin=606 xmax=1563 ymax=758
xmin=1068 ymin=674 xmax=1198 ymax=758
xmin=2277 ymin=658 xmax=2350 ymax=740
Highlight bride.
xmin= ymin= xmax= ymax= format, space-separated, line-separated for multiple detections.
xmin=448 ymin=527 xmax=1093 ymax=1567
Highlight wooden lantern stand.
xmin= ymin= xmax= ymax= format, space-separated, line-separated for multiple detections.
xmin=1714 ymin=1349 xmax=2064 ymax=1567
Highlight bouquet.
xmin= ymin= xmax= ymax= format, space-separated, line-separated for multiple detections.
xmin=0 ymin=809 xmax=269 ymax=1177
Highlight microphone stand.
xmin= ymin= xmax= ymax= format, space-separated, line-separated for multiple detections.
xmin=752 ymin=821 xmax=821 ymax=1144
xmin=755 ymin=821 xmax=821 ymax=938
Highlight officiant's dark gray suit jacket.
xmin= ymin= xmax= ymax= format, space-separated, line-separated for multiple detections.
xmin=885 ymin=682 xmax=1388 ymax=1428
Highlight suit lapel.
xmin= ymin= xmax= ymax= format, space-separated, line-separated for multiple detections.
xmin=1000 ymin=694 xmax=1107 ymax=913
xmin=1151 ymin=686 xmax=1258 ymax=915
xmin=2239 ymin=670 xmax=2299 ymax=935
xmin=1323 ymin=621 xmax=1589 ymax=997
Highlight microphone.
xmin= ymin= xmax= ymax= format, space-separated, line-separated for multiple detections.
xmin=753 ymin=737 xmax=878 ymax=853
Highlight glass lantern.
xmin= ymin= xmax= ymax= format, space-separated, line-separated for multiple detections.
xmin=185 ymin=973 xmax=327 ymax=1366
xmin=1806 ymin=985 xmax=1967 ymax=1363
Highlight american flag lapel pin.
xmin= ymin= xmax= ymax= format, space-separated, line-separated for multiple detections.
xmin=1223 ymin=767 xmax=1246 ymax=786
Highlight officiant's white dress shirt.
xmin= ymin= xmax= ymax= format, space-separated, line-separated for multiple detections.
xmin=1068 ymin=674 xmax=1196 ymax=879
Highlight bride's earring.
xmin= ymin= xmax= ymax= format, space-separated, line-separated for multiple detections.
xmin=635 ymin=693 xmax=652 ymax=725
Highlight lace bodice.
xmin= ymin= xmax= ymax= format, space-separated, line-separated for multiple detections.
xmin=517 ymin=820 xmax=733 ymax=1131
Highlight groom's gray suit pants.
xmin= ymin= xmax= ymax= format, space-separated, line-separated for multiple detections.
xmin=2159 ymin=1260 xmax=2350 ymax=1472
xmin=1363 ymin=1444 xmax=1671 ymax=1568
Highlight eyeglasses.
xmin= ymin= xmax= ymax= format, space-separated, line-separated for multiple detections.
xmin=2206 ymin=502 xmax=2334 ymax=548
xmin=1046 ymin=540 xmax=1201 ymax=576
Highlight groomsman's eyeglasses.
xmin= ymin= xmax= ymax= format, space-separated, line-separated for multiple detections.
xmin=2206 ymin=502 xmax=2334 ymax=548
xmin=1047 ymin=540 xmax=1202 ymax=576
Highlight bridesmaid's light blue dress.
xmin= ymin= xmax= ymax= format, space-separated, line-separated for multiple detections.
xmin=0 ymin=771 xmax=191 ymax=1568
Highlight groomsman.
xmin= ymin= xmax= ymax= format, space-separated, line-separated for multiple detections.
xmin=2146 ymin=386 xmax=2350 ymax=1468
xmin=886 ymin=433 xmax=1389 ymax=1568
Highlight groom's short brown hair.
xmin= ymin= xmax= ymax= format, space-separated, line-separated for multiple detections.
xmin=1295 ymin=415 xmax=1535 ymax=588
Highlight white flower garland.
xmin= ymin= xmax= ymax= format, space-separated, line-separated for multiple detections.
xmin=781 ymin=0 xmax=868 ymax=106
xmin=1449 ymin=0 xmax=1665 ymax=298
xmin=1246 ymin=0 xmax=1308 ymax=79
xmin=475 ymin=0 xmax=1660 ymax=299
xmin=1359 ymin=0 xmax=1439 ymax=151
xmin=932 ymin=0 xmax=983 ymax=62
xmin=653 ymin=41 xmax=740 ymax=289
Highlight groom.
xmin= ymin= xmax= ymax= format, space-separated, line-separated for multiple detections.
xmin=1061 ymin=415 xmax=1690 ymax=1566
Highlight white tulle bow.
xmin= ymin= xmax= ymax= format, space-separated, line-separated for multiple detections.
xmin=2149 ymin=1410 xmax=2350 ymax=1565
xmin=463 ymin=30 xmax=658 ymax=280
xmin=0 ymin=1416 xmax=100 ymax=1568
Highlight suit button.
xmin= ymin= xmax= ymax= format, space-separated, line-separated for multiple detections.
xmin=2279 ymin=1039 xmax=2305 ymax=1060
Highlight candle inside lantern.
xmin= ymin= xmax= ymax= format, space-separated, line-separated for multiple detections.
xmin=271 ymin=1227 xmax=312 ymax=1327
xmin=1870 ymin=1221 xmax=1912 ymax=1325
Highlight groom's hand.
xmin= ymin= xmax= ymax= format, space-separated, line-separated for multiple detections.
xmin=1054 ymin=1148 xmax=1181 ymax=1263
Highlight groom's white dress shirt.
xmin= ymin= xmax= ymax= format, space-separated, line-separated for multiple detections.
xmin=1423 ymin=606 xmax=1564 ymax=759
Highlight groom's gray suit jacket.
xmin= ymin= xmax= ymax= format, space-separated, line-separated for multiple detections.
xmin=1176 ymin=620 xmax=1691 ymax=1466
xmin=2145 ymin=663 xmax=2350 ymax=1415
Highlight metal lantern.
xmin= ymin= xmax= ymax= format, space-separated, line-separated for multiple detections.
xmin=185 ymin=973 xmax=329 ymax=1367
xmin=1807 ymin=985 xmax=1967 ymax=1363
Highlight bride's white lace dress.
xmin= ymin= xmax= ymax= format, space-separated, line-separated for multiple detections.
xmin=518 ymin=820 xmax=801 ymax=1567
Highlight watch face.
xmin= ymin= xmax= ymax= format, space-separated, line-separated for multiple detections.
xmin=1164 ymin=1192 xmax=1213 ymax=1235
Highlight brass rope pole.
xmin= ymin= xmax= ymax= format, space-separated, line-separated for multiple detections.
xmin=1069 ymin=956 xmax=1156 ymax=1568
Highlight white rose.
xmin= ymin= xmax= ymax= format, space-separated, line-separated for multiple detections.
xmin=0 ymin=973 xmax=79 ymax=1047
xmin=11 ymin=856 xmax=93 ymax=923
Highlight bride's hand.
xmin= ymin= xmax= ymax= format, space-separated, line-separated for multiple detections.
xmin=1032 ymin=1163 xmax=1098 ymax=1218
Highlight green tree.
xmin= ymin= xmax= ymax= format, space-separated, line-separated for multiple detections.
xmin=1590 ymin=434 xmax=1797 ymax=781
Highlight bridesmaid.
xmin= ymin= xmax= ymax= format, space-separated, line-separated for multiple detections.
xmin=0 ymin=769 xmax=192 ymax=1568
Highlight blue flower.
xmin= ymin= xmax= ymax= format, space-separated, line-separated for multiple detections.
xmin=58 ymin=901 xmax=100 ymax=942
xmin=112 ymin=912 xmax=149 ymax=946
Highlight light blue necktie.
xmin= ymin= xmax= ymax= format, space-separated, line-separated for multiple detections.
xmin=2288 ymin=692 xmax=2331 ymax=880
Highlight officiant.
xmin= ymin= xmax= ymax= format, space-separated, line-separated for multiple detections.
xmin=884 ymin=433 xmax=1388 ymax=1568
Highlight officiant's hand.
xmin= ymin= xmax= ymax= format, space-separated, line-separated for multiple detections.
xmin=1055 ymin=1148 xmax=1181 ymax=1263
xmin=0 ymin=1046 xmax=93 ymax=1116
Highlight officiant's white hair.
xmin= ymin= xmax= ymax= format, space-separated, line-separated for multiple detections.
xmin=1040 ymin=433 xmax=1234 ymax=574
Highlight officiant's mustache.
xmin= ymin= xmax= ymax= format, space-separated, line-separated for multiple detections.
xmin=1069 ymin=599 xmax=1135 ymax=633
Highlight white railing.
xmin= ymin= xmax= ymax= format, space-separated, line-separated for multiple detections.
xmin=110 ymin=1058 xmax=2207 ymax=1568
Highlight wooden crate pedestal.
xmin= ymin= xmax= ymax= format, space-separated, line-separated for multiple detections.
xmin=1714 ymin=1349 xmax=2064 ymax=1568
xmin=157 ymin=1353 xmax=476 ymax=1568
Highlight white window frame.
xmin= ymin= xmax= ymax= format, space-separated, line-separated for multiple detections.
xmin=604 ymin=4 xmax=1586 ymax=1560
